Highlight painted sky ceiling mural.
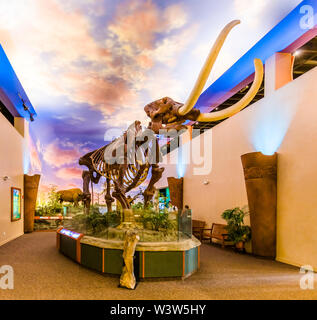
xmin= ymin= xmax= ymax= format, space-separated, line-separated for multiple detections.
xmin=0 ymin=0 xmax=302 ymax=194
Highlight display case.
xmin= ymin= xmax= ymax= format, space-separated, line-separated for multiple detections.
xmin=57 ymin=206 xmax=200 ymax=280
xmin=64 ymin=206 xmax=193 ymax=242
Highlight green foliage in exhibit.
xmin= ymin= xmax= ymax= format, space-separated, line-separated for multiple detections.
xmin=66 ymin=196 xmax=182 ymax=242
xmin=132 ymin=200 xmax=175 ymax=232
xmin=141 ymin=209 xmax=173 ymax=232
xmin=71 ymin=209 xmax=121 ymax=234
xmin=35 ymin=185 xmax=63 ymax=216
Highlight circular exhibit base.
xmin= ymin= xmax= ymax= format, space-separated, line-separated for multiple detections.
xmin=56 ymin=229 xmax=201 ymax=280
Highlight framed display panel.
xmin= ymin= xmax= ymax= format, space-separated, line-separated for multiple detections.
xmin=11 ymin=187 xmax=22 ymax=222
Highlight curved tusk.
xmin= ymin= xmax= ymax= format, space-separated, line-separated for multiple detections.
xmin=196 ymin=58 xmax=263 ymax=122
xmin=178 ymin=20 xmax=241 ymax=116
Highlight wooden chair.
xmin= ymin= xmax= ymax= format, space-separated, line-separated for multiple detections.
xmin=192 ymin=220 xmax=206 ymax=240
xmin=200 ymin=223 xmax=230 ymax=248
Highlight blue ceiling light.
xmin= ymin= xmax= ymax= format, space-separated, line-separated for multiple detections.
xmin=0 ymin=45 xmax=37 ymax=120
xmin=250 ymin=97 xmax=298 ymax=156
xmin=177 ymin=143 xmax=190 ymax=178
xmin=177 ymin=159 xmax=186 ymax=179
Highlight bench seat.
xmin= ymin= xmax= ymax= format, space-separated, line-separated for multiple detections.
xmin=201 ymin=223 xmax=231 ymax=248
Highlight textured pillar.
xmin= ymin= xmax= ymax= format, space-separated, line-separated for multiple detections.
xmin=241 ymin=152 xmax=277 ymax=258
xmin=167 ymin=177 xmax=183 ymax=210
xmin=24 ymin=174 xmax=41 ymax=233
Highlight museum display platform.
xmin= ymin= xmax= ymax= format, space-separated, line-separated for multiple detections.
xmin=56 ymin=228 xmax=201 ymax=280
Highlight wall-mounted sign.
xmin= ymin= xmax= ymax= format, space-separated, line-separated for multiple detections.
xmin=11 ymin=187 xmax=22 ymax=221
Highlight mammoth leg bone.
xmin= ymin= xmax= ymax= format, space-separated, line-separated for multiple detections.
xmin=105 ymin=177 xmax=114 ymax=212
xmin=112 ymin=190 xmax=129 ymax=210
xmin=112 ymin=178 xmax=130 ymax=209
xmin=143 ymin=164 xmax=165 ymax=206
xmin=82 ymin=170 xmax=91 ymax=214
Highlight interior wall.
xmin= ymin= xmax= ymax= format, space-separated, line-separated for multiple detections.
xmin=157 ymin=65 xmax=317 ymax=270
xmin=0 ymin=113 xmax=24 ymax=246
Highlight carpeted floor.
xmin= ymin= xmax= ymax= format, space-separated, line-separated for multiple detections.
xmin=0 ymin=232 xmax=315 ymax=300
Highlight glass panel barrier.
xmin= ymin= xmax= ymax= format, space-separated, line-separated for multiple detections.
xmin=63 ymin=204 xmax=193 ymax=242
xmin=178 ymin=208 xmax=192 ymax=240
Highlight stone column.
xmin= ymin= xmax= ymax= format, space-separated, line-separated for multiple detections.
xmin=24 ymin=174 xmax=41 ymax=233
xmin=167 ymin=177 xmax=183 ymax=210
xmin=241 ymin=152 xmax=277 ymax=258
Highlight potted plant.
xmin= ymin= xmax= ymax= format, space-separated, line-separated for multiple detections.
xmin=221 ymin=207 xmax=251 ymax=251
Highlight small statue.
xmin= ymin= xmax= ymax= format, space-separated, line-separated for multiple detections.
xmin=119 ymin=231 xmax=140 ymax=290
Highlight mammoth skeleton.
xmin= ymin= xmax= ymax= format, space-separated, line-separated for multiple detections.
xmin=79 ymin=120 xmax=164 ymax=211
xmin=79 ymin=20 xmax=264 ymax=210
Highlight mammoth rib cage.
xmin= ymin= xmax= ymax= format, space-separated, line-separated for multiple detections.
xmin=90 ymin=147 xmax=149 ymax=189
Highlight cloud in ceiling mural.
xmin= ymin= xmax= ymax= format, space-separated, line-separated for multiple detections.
xmin=0 ymin=0 xmax=303 ymax=193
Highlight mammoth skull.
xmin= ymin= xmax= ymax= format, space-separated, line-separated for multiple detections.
xmin=145 ymin=20 xmax=264 ymax=134
xmin=144 ymin=97 xmax=200 ymax=134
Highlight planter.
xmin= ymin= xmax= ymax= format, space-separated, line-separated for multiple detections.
xmin=235 ymin=241 xmax=245 ymax=251
xmin=167 ymin=177 xmax=183 ymax=210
